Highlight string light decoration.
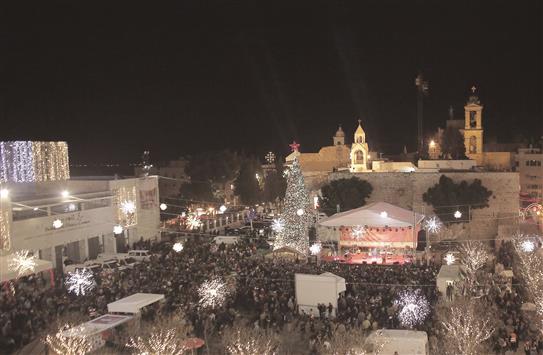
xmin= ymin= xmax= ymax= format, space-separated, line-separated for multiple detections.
xmin=273 ymin=158 xmax=310 ymax=254
xmin=186 ymin=214 xmax=202 ymax=230
xmin=394 ymin=289 xmax=430 ymax=328
xmin=458 ymin=241 xmax=489 ymax=276
xmin=0 ymin=209 xmax=11 ymax=251
xmin=43 ymin=324 xmax=92 ymax=355
xmin=271 ymin=218 xmax=285 ymax=233
xmin=9 ymin=250 xmax=37 ymax=277
xmin=65 ymin=269 xmax=96 ymax=296
xmin=173 ymin=242 xmax=183 ymax=252
xmin=160 ymin=203 xmax=168 ymax=211
xmin=114 ymin=186 xmax=137 ymax=227
xmin=424 ymin=216 xmax=442 ymax=234
xmin=223 ymin=326 xmax=278 ymax=355
xmin=440 ymin=298 xmax=495 ymax=355
xmin=198 ymin=277 xmax=229 ymax=308
xmin=454 ymin=210 xmax=462 ymax=219
xmin=127 ymin=328 xmax=187 ymax=355
xmin=351 ymin=225 xmax=366 ymax=239
xmin=0 ymin=141 xmax=69 ymax=183
xmin=513 ymin=234 xmax=543 ymax=321
xmin=444 ymin=253 xmax=456 ymax=266
xmin=309 ymin=242 xmax=322 ymax=255
xmin=121 ymin=200 xmax=136 ymax=215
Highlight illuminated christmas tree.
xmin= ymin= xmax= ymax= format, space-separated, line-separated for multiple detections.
xmin=274 ymin=145 xmax=310 ymax=254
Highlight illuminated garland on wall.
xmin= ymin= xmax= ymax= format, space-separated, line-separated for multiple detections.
xmin=0 ymin=141 xmax=70 ymax=183
xmin=0 ymin=210 xmax=11 ymax=251
xmin=114 ymin=186 xmax=138 ymax=227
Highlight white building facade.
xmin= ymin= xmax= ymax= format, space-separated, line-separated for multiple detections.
xmin=0 ymin=176 xmax=160 ymax=271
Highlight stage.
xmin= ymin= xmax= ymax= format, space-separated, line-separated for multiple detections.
xmin=321 ymin=253 xmax=412 ymax=265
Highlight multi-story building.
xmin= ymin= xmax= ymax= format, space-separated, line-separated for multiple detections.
xmin=135 ymin=158 xmax=189 ymax=198
xmin=516 ymin=147 xmax=543 ymax=205
xmin=1 ymin=142 xmax=160 ymax=273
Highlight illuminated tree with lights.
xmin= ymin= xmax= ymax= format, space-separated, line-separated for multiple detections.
xmin=127 ymin=312 xmax=192 ymax=355
xmin=439 ymin=297 xmax=495 ymax=355
xmin=222 ymin=325 xmax=278 ymax=355
xmin=513 ymin=234 xmax=543 ymax=323
xmin=273 ymin=157 xmax=311 ymax=254
xmin=43 ymin=324 xmax=92 ymax=355
xmin=319 ymin=328 xmax=385 ymax=355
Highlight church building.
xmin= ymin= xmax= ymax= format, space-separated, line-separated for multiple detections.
xmin=286 ymin=121 xmax=371 ymax=174
xmin=428 ymin=87 xmax=513 ymax=170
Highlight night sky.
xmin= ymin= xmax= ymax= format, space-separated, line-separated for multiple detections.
xmin=3 ymin=1 xmax=542 ymax=164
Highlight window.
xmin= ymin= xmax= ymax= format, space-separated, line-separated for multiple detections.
xmin=469 ymin=136 xmax=477 ymax=153
xmin=355 ymin=150 xmax=365 ymax=164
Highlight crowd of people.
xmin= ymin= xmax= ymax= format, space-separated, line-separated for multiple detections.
xmin=2 ymin=236 xmax=540 ymax=354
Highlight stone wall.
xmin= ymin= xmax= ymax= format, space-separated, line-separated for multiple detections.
xmin=312 ymin=171 xmax=519 ymax=242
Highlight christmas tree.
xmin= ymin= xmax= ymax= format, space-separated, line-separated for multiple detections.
xmin=274 ymin=154 xmax=311 ymax=254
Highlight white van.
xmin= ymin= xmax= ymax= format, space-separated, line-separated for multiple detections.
xmin=64 ymin=263 xmax=102 ymax=275
xmin=213 ymin=236 xmax=239 ymax=245
xmin=127 ymin=250 xmax=151 ymax=261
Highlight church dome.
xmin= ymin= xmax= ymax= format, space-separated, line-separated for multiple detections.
xmin=335 ymin=125 xmax=345 ymax=137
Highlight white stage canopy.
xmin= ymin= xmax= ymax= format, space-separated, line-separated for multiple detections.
xmin=319 ymin=202 xmax=424 ymax=228
xmin=0 ymin=255 xmax=53 ymax=282
xmin=107 ymin=293 xmax=165 ymax=314
xmin=436 ymin=265 xmax=464 ymax=295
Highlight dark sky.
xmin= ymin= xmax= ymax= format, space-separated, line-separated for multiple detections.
xmin=3 ymin=0 xmax=542 ymax=163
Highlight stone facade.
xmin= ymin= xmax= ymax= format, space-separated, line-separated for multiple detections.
xmin=313 ymin=171 xmax=519 ymax=242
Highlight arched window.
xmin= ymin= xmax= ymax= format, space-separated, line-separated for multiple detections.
xmin=469 ymin=136 xmax=477 ymax=153
xmin=355 ymin=150 xmax=365 ymax=163
xmin=356 ymin=136 xmax=363 ymax=143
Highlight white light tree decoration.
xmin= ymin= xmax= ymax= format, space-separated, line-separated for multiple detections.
xmin=309 ymin=242 xmax=322 ymax=255
xmin=271 ymin=218 xmax=285 ymax=233
xmin=65 ymin=269 xmax=96 ymax=296
xmin=172 ymin=242 xmax=184 ymax=252
xmin=513 ymin=234 xmax=543 ymax=322
xmin=127 ymin=312 xmax=192 ymax=355
xmin=444 ymin=253 xmax=456 ymax=266
xmin=9 ymin=250 xmax=37 ymax=277
xmin=273 ymin=157 xmax=310 ymax=254
xmin=43 ymin=324 xmax=92 ymax=355
xmin=186 ymin=214 xmax=202 ymax=230
xmin=424 ymin=216 xmax=442 ymax=234
xmin=440 ymin=297 xmax=495 ymax=355
xmin=198 ymin=277 xmax=229 ymax=308
xmin=351 ymin=225 xmax=366 ymax=239
xmin=222 ymin=325 xmax=278 ymax=355
xmin=394 ymin=289 xmax=430 ymax=328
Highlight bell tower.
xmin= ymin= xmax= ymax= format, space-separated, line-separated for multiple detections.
xmin=463 ymin=86 xmax=484 ymax=163
xmin=350 ymin=119 xmax=369 ymax=172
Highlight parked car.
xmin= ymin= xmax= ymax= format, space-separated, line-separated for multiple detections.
xmin=64 ymin=263 xmax=102 ymax=275
xmin=117 ymin=256 xmax=140 ymax=268
xmin=97 ymin=259 xmax=125 ymax=273
xmin=127 ymin=250 xmax=151 ymax=261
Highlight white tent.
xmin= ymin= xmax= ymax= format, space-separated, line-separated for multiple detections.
xmin=436 ymin=265 xmax=464 ymax=296
xmin=0 ymin=255 xmax=53 ymax=282
xmin=107 ymin=293 xmax=165 ymax=314
xmin=319 ymin=202 xmax=425 ymax=228
xmin=295 ymin=273 xmax=346 ymax=317
xmin=60 ymin=314 xmax=133 ymax=338
xmin=366 ymin=329 xmax=428 ymax=355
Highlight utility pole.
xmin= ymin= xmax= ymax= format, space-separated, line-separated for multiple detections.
xmin=415 ymin=73 xmax=429 ymax=156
